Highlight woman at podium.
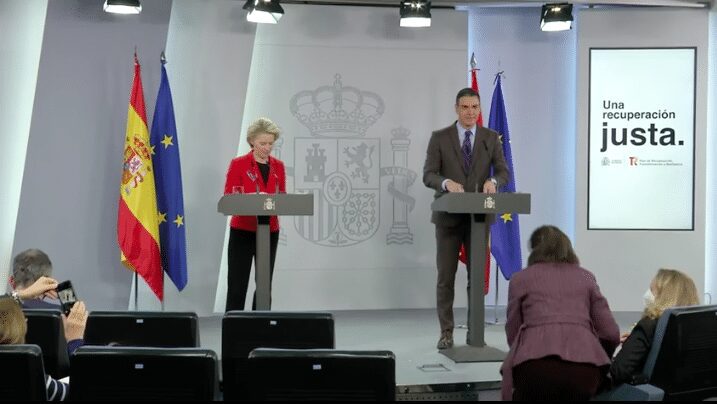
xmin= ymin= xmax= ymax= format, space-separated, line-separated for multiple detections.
xmin=223 ymin=117 xmax=286 ymax=311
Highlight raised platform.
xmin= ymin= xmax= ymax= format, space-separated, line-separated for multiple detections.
xmin=197 ymin=308 xmax=641 ymax=401
xmin=198 ymin=307 xmax=507 ymax=400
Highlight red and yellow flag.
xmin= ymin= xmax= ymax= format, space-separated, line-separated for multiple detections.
xmin=117 ymin=55 xmax=163 ymax=301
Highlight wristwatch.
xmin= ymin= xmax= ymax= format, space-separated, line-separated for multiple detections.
xmin=10 ymin=290 xmax=22 ymax=304
xmin=489 ymin=178 xmax=498 ymax=187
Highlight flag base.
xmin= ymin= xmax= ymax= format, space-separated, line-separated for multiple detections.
xmin=439 ymin=344 xmax=506 ymax=363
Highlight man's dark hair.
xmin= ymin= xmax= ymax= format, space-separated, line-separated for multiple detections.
xmin=455 ymin=87 xmax=480 ymax=105
xmin=12 ymin=249 xmax=53 ymax=288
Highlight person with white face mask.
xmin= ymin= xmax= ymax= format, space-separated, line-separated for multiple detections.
xmin=642 ymin=288 xmax=655 ymax=306
xmin=609 ymin=269 xmax=700 ymax=386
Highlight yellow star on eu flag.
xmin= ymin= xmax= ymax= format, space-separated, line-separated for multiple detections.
xmin=500 ymin=213 xmax=513 ymax=223
xmin=158 ymin=212 xmax=167 ymax=224
xmin=173 ymin=214 xmax=184 ymax=227
xmin=161 ymin=134 xmax=174 ymax=149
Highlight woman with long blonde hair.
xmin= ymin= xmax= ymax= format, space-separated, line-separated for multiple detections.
xmin=610 ymin=268 xmax=700 ymax=385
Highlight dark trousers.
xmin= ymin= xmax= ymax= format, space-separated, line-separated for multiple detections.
xmin=226 ymin=228 xmax=279 ymax=312
xmin=435 ymin=222 xmax=471 ymax=331
xmin=512 ymin=356 xmax=603 ymax=401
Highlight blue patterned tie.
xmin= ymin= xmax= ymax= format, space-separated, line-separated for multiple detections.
xmin=462 ymin=130 xmax=472 ymax=173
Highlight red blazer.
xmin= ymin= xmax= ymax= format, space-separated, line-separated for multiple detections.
xmin=224 ymin=151 xmax=287 ymax=232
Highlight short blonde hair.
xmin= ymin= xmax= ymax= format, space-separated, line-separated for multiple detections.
xmin=246 ymin=117 xmax=280 ymax=146
xmin=0 ymin=296 xmax=27 ymax=345
xmin=644 ymin=268 xmax=700 ymax=320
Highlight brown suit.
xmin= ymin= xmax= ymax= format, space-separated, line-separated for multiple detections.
xmin=422 ymin=122 xmax=509 ymax=331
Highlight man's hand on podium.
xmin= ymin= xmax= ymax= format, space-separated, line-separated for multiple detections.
xmin=445 ymin=180 xmax=464 ymax=193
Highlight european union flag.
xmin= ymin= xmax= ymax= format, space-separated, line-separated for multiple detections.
xmin=150 ymin=57 xmax=187 ymax=291
xmin=489 ymin=74 xmax=522 ymax=280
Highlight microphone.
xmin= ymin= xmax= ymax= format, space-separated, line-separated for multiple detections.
xmin=255 ymin=181 xmax=260 ymax=194
xmin=274 ymin=173 xmax=280 ymax=194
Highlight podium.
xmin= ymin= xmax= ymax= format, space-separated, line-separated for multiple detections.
xmin=431 ymin=192 xmax=530 ymax=362
xmin=218 ymin=193 xmax=314 ymax=310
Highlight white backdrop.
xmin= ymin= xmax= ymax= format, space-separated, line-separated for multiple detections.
xmin=575 ymin=8 xmax=708 ymax=311
xmin=213 ymin=5 xmax=469 ymax=312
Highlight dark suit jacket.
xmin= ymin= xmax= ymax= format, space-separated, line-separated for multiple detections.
xmin=609 ymin=316 xmax=658 ymax=385
xmin=423 ymin=122 xmax=509 ymax=227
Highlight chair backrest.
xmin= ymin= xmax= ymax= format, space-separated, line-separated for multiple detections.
xmin=642 ymin=304 xmax=717 ymax=401
xmin=23 ymin=308 xmax=70 ymax=379
xmin=221 ymin=311 xmax=335 ymax=401
xmin=247 ymin=348 xmax=396 ymax=401
xmin=70 ymin=346 xmax=219 ymax=400
xmin=0 ymin=344 xmax=48 ymax=401
xmin=84 ymin=311 xmax=199 ymax=347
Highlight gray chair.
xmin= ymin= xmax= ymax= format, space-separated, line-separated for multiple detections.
xmin=84 ymin=311 xmax=200 ymax=347
xmin=595 ymin=305 xmax=717 ymax=401
xmin=221 ymin=311 xmax=335 ymax=401
xmin=24 ymin=308 xmax=70 ymax=379
xmin=246 ymin=348 xmax=396 ymax=401
xmin=70 ymin=346 xmax=219 ymax=400
xmin=0 ymin=344 xmax=47 ymax=401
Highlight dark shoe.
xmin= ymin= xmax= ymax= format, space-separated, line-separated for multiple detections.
xmin=436 ymin=329 xmax=454 ymax=350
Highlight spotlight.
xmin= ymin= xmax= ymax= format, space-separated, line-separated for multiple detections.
xmin=103 ymin=0 xmax=141 ymax=14
xmin=540 ymin=3 xmax=573 ymax=32
xmin=400 ymin=1 xmax=431 ymax=28
xmin=243 ymin=0 xmax=284 ymax=24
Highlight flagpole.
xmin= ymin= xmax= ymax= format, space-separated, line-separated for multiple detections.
xmin=161 ymin=272 xmax=165 ymax=312
xmin=133 ymin=272 xmax=138 ymax=311
xmin=493 ymin=264 xmax=501 ymax=324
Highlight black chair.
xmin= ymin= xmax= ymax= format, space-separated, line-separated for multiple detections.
xmin=595 ymin=304 xmax=717 ymax=401
xmin=0 ymin=344 xmax=47 ymax=400
xmin=221 ymin=311 xmax=335 ymax=401
xmin=84 ymin=311 xmax=199 ymax=347
xmin=23 ymin=308 xmax=70 ymax=379
xmin=247 ymin=348 xmax=396 ymax=401
xmin=70 ymin=346 xmax=219 ymax=401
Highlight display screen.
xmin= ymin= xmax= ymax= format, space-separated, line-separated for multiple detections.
xmin=588 ymin=48 xmax=695 ymax=230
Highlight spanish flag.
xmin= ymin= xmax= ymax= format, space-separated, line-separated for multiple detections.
xmin=117 ymin=54 xmax=163 ymax=301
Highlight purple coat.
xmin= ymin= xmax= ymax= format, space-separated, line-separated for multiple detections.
xmin=500 ymin=262 xmax=620 ymax=400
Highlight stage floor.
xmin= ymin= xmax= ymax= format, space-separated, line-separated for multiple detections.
xmin=200 ymin=308 xmax=505 ymax=385
xmin=198 ymin=308 xmax=640 ymax=400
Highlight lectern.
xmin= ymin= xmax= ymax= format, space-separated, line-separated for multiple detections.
xmin=218 ymin=193 xmax=313 ymax=310
xmin=431 ymin=192 xmax=530 ymax=362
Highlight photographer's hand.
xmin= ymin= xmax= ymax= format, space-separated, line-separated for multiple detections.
xmin=17 ymin=276 xmax=59 ymax=300
xmin=62 ymin=301 xmax=88 ymax=341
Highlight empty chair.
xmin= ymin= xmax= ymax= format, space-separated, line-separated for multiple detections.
xmin=70 ymin=346 xmax=219 ymax=401
xmin=221 ymin=311 xmax=335 ymax=401
xmin=247 ymin=348 xmax=396 ymax=401
xmin=23 ymin=308 xmax=70 ymax=379
xmin=84 ymin=311 xmax=199 ymax=347
xmin=0 ymin=344 xmax=48 ymax=400
xmin=595 ymin=304 xmax=717 ymax=401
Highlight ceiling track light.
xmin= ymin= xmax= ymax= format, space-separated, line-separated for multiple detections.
xmin=540 ymin=3 xmax=573 ymax=32
xmin=243 ymin=0 xmax=284 ymax=24
xmin=103 ymin=0 xmax=142 ymax=15
xmin=400 ymin=0 xmax=431 ymax=28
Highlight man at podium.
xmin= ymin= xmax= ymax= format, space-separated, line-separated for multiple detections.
xmin=423 ymin=88 xmax=509 ymax=350
xmin=223 ymin=117 xmax=287 ymax=311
